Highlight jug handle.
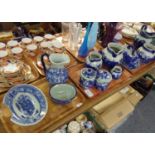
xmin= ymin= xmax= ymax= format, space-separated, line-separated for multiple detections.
xmin=41 ymin=53 xmax=49 ymax=74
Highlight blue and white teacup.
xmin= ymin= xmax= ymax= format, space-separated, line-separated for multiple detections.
xmin=80 ymin=67 xmax=97 ymax=88
xmin=111 ymin=65 xmax=122 ymax=80
xmin=85 ymin=51 xmax=102 ymax=70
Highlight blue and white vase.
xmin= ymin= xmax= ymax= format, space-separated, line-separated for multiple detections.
xmin=102 ymin=42 xmax=125 ymax=68
xmin=137 ymin=43 xmax=155 ymax=64
xmin=122 ymin=45 xmax=140 ymax=70
xmin=80 ymin=67 xmax=97 ymax=88
xmin=95 ymin=69 xmax=112 ymax=91
xmin=85 ymin=51 xmax=102 ymax=70
xmin=111 ymin=65 xmax=122 ymax=80
xmin=41 ymin=53 xmax=70 ymax=85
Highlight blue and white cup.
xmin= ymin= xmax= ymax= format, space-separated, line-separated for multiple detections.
xmin=111 ymin=65 xmax=122 ymax=80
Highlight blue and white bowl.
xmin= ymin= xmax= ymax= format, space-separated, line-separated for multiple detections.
xmin=80 ymin=68 xmax=97 ymax=88
xmin=50 ymin=84 xmax=76 ymax=104
xmin=111 ymin=65 xmax=122 ymax=80
xmin=85 ymin=51 xmax=102 ymax=70
xmin=3 ymin=84 xmax=48 ymax=126
xmin=95 ymin=69 xmax=112 ymax=91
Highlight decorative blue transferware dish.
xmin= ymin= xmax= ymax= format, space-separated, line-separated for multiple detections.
xmin=80 ymin=67 xmax=97 ymax=88
xmin=111 ymin=65 xmax=122 ymax=80
xmin=85 ymin=51 xmax=102 ymax=70
xmin=95 ymin=69 xmax=112 ymax=91
xmin=50 ymin=84 xmax=76 ymax=104
xmin=3 ymin=84 xmax=48 ymax=126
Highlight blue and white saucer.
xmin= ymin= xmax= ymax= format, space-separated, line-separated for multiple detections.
xmin=3 ymin=84 xmax=48 ymax=126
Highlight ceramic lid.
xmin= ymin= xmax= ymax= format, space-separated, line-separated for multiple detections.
xmin=0 ymin=42 xmax=6 ymax=49
xmin=11 ymin=47 xmax=23 ymax=54
xmin=67 ymin=121 xmax=81 ymax=133
xmin=22 ymin=38 xmax=32 ymax=44
xmin=121 ymin=26 xmax=138 ymax=38
xmin=0 ymin=50 xmax=8 ymax=58
xmin=34 ymin=36 xmax=44 ymax=42
xmin=7 ymin=40 xmax=18 ymax=47
xmin=44 ymin=34 xmax=55 ymax=40
xmin=26 ymin=44 xmax=37 ymax=51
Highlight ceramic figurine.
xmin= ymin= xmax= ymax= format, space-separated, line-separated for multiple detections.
xmin=41 ymin=53 xmax=70 ymax=85
xmin=95 ymin=69 xmax=112 ymax=91
xmin=85 ymin=51 xmax=102 ymax=70
xmin=137 ymin=43 xmax=155 ymax=64
xmin=102 ymin=42 xmax=125 ymax=68
xmin=111 ymin=65 xmax=122 ymax=79
xmin=50 ymin=83 xmax=76 ymax=104
xmin=80 ymin=67 xmax=97 ymax=88
xmin=122 ymin=45 xmax=140 ymax=70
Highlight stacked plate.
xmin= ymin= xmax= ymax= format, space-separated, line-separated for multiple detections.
xmin=0 ymin=59 xmax=32 ymax=88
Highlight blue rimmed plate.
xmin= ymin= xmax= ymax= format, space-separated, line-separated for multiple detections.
xmin=3 ymin=84 xmax=48 ymax=126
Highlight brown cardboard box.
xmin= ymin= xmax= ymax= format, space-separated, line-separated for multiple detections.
xmin=120 ymin=86 xmax=143 ymax=106
xmin=93 ymin=92 xmax=124 ymax=114
xmin=98 ymin=99 xmax=134 ymax=129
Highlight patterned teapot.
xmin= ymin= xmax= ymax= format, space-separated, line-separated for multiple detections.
xmin=41 ymin=53 xmax=70 ymax=85
xmin=122 ymin=45 xmax=140 ymax=70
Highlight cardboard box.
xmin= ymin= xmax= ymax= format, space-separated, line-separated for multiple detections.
xmin=97 ymin=99 xmax=134 ymax=129
xmin=93 ymin=92 xmax=124 ymax=114
xmin=91 ymin=85 xmax=143 ymax=131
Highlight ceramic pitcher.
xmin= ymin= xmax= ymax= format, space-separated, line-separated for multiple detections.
xmin=41 ymin=53 xmax=70 ymax=85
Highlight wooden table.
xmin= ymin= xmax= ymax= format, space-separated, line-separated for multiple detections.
xmin=0 ymin=37 xmax=155 ymax=132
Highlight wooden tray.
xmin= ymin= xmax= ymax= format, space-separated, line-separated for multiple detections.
xmin=0 ymin=78 xmax=86 ymax=133
xmin=68 ymin=64 xmax=132 ymax=98
xmin=0 ymin=55 xmax=40 ymax=94
xmin=123 ymin=61 xmax=155 ymax=76
xmin=25 ymin=49 xmax=78 ymax=76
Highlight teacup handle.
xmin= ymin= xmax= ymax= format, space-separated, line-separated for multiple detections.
xmin=41 ymin=53 xmax=49 ymax=74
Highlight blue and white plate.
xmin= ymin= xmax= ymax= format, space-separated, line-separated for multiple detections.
xmin=3 ymin=84 xmax=48 ymax=126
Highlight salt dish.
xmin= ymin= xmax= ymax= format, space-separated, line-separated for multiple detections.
xmin=33 ymin=36 xmax=44 ymax=43
xmin=21 ymin=38 xmax=32 ymax=45
xmin=0 ymin=50 xmax=8 ymax=58
xmin=121 ymin=26 xmax=138 ymax=39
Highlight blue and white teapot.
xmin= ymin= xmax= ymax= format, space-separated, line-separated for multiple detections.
xmin=41 ymin=53 xmax=70 ymax=85
xmin=122 ymin=45 xmax=140 ymax=70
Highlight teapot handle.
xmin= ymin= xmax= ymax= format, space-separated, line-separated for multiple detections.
xmin=41 ymin=53 xmax=49 ymax=74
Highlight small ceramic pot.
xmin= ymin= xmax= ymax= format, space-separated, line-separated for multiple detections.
xmin=80 ymin=68 xmax=97 ymax=88
xmin=50 ymin=83 xmax=76 ymax=104
xmin=7 ymin=40 xmax=19 ymax=49
xmin=0 ymin=42 xmax=6 ymax=50
xmin=11 ymin=47 xmax=23 ymax=59
xmin=122 ymin=45 xmax=140 ymax=70
xmin=67 ymin=121 xmax=81 ymax=133
xmin=86 ymin=51 xmax=102 ymax=70
xmin=95 ymin=69 xmax=112 ymax=91
xmin=137 ymin=43 xmax=155 ymax=64
xmin=102 ymin=42 xmax=124 ymax=68
xmin=111 ymin=65 xmax=122 ymax=79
